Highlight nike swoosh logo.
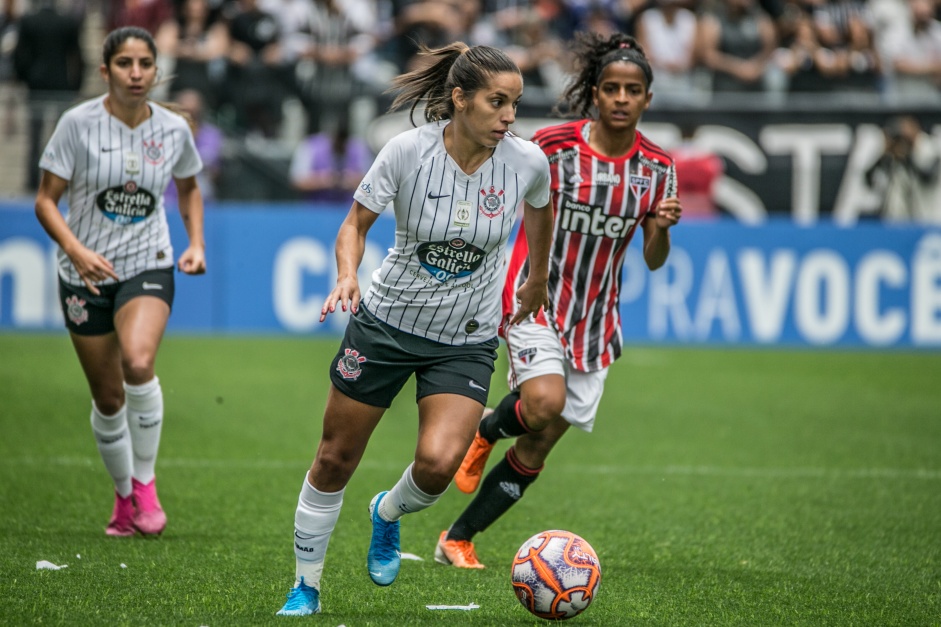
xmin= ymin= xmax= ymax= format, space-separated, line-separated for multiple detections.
xmin=370 ymin=571 xmax=382 ymax=577
xmin=468 ymin=380 xmax=487 ymax=392
xmin=428 ymin=193 xmax=450 ymax=200
xmin=142 ymin=282 xmax=163 ymax=290
xmin=101 ymin=146 xmax=121 ymax=152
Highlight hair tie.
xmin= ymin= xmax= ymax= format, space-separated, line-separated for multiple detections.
xmin=619 ymin=42 xmax=631 ymax=49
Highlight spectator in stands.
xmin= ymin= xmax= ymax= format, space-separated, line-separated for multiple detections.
xmin=883 ymin=0 xmax=941 ymax=103
xmin=13 ymin=0 xmax=84 ymax=192
xmin=771 ymin=8 xmax=842 ymax=94
xmin=869 ymin=0 xmax=910 ymax=64
xmin=106 ymin=0 xmax=174 ymax=35
xmin=165 ymin=88 xmax=224 ymax=203
xmin=865 ymin=115 xmax=941 ymax=223
xmin=0 ymin=0 xmax=16 ymax=85
xmin=297 ymin=0 xmax=372 ymax=133
xmin=155 ymin=0 xmax=229 ymax=110
xmin=635 ymin=0 xmax=698 ymax=104
xmin=288 ymin=111 xmax=372 ymax=204
xmin=223 ymin=0 xmax=287 ymax=137
xmin=698 ymin=0 xmax=778 ymax=95
xmin=475 ymin=0 xmax=573 ymax=102
xmin=388 ymin=0 xmax=479 ymax=71
xmin=807 ymin=0 xmax=880 ymax=94
xmin=834 ymin=8 xmax=882 ymax=94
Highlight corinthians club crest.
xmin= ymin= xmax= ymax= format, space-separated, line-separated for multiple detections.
xmin=479 ymin=186 xmax=505 ymax=218
xmin=65 ymin=295 xmax=88 ymax=326
xmin=336 ymin=348 xmax=367 ymax=380
xmin=142 ymin=140 xmax=164 ymax=165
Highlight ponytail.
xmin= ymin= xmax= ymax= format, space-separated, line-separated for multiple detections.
xmin=388 ymin=43 xmax=520 ymax=126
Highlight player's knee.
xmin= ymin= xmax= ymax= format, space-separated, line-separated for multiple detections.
xmin=311 ymin=450 xmax=356 ymax=487
xmin=520 ymin=394 xmax=564 ymax=431
xmin=90 ymin=382 xmax=125 ymax=415
xmin=412 ymin=456 xmax=453 ymax=494
xmin=121 ymin=354 xmax=156 ymax=384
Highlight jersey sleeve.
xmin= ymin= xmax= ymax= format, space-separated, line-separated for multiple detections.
xmin=523 ymin=143 xmax=551 ymax=209
xmin=171 ymin=124 xmax=203 ymax=179
xmin=353 ymin=133 xmax=406 ymax=214
xmin=649 ymin=160 xmax=678 ymax=216
xmin=38 ymin=112 xmax=78 ymax=182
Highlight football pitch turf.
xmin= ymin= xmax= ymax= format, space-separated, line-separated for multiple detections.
xmin=1 ymin=334 xmax=939 ymax=626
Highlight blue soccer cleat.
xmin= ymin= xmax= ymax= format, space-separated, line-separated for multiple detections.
xmin=276 ymin=577 xmax=321 ymax=616
xmin=367 ymin=491 xmax=401 ymax=586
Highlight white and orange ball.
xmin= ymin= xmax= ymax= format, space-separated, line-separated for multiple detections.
xmin=510 ymin=530 xmax=601 ymax=620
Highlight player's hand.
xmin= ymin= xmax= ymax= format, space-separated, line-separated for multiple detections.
xmin=655 ymin=196 xmax=682 ymax=229
xmin=178 ymin=246 xmax=206 ymax=275
xmin=320 ymin=276 xmax=360 ymax=322
xmin=508 ymin=278 xmax=549 ymax=326
xmin=69 ymin=246 xmax=118 ymax=295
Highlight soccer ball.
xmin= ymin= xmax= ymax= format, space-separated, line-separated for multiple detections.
xmin=510 ymin=530 xmax=601 ymax=620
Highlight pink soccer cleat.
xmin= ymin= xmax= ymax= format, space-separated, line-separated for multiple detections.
xmin=132 ymin=477 xmax=167 ymax=536
xmin=106 ymin=491 xmax=136 ymax=537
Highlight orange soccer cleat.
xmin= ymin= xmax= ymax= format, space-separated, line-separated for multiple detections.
xmin=454 ymin=411 xmax=495 ymax=494
xmin=434 ymin=531 xmax=485 ymax=569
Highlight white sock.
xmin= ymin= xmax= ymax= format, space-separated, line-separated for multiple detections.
xmin=90 ymin=402 xmax=132 ymax=497
xmin=293 ymin=475 xmax=344 ymax=590
xmin=379 ymin=463 xmax=443 ymax=522
xmin=125 ymin=377 xmax=163 ymax=484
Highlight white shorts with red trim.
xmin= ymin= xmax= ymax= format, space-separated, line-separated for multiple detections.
xmin=503 ymin=317 xmax=608 ymax=432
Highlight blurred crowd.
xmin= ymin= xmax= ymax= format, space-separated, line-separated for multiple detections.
xmin=1 ymin=0 xmax=940 ymax=216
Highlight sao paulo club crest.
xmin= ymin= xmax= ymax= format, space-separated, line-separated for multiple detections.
xmin=479 ymin=186 xmax=505 ymax=218
xmin=629 ymin=175 xmax=651 ymax=201
xmin=336 ymin=348 xmax=367 ymax=380
xmin=518 ymin=347 xmax=538 ymax=365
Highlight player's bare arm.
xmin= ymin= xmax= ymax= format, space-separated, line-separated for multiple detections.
xmin=320 ymin=201 xmax=379 ymax=322
xmin=34 ymin=170 xmax=118 ymax=294
xmin=643 ymin=196 xmax=681 ymax=271
xmin=175 ymin=175 xmax=207 ymax=275
xmin=509 ymin=200 xmax=552 ymax=326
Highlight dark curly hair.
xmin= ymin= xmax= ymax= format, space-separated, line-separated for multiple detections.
xmin=555 ymin=32 xmax=653 ymax=118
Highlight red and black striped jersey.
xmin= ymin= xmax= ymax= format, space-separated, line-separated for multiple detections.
xmin=502 ymin=119 xmax=676 ymax=372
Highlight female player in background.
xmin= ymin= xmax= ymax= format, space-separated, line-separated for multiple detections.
xmin=435 ymin=32 xmax=683 ymax=568
xmin=34 ymin=26 xmax=206 ymax=537
xmin=276 ymin=42 xmax=553 ymax=616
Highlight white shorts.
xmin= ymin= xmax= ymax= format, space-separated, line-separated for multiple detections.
xmin=503 ymin=318 xmax=608 ymax=432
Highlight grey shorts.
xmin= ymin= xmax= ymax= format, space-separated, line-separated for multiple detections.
xmin=329 ymin=307 xmax=499 ymax=408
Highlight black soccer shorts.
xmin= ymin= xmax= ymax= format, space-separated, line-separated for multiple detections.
xmin=329 ymin=307 xmax=499 ymax=408
xmin=58 ymin=267 xmax=175 ymax=335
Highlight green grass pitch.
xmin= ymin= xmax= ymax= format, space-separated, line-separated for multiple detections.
xmin=1 ymin=334 xmax=939 ymax=626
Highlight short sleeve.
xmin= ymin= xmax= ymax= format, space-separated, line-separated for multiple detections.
xmin=39 ymin=113 xmax=78 ymax=181
xmin=172 ymin=125 xmax=203 ymax=179
xmin=353 ymin=133 xmax=406 ymax=214
xmin=524 ymin=146 xmax=551 ymax=209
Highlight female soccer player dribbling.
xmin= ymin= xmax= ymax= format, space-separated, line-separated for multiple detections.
xmin=276 ymin=43 xmax=553 ymax=616
xmin=436 ymin=32 xmax=683 ymax=568
xmin=34 ymin=26 xmax=206 ymax=537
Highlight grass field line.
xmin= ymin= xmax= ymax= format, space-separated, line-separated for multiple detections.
xmin=7 ymin=455 xmax=941 ymax=481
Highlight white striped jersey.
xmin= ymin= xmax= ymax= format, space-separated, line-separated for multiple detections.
xmin=354 ymin=120 xmax=550 ymax=346
xmin=503 ymin=120 xmax=677 ymax=371
xmin=40 ymin=95 xmax=203 ymax=286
